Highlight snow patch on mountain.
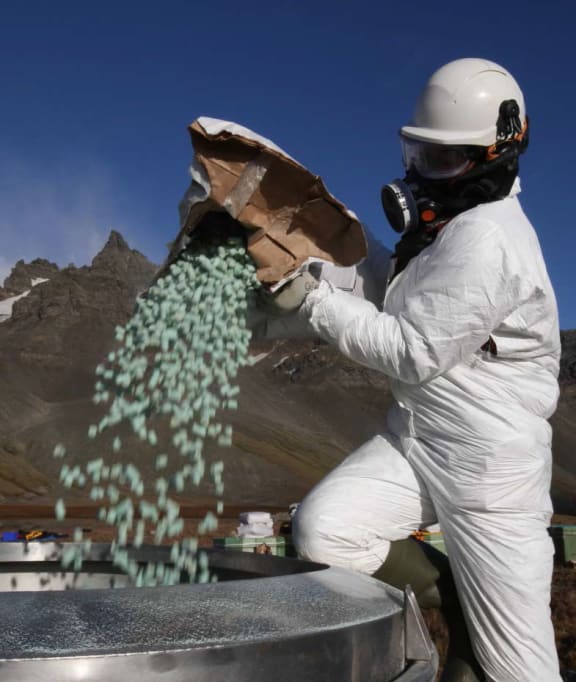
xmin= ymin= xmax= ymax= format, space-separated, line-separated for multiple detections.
xmin=0 ymin=278 xmax=50 ymax=323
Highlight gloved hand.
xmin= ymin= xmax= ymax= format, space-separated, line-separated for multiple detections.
xmin=269 ymin=268 xmax=320 ymax=312
xmin=266 ymin=261 xmax=358 ymax=313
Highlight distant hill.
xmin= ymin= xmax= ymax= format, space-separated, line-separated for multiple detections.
xmin=0 ymin=232 xmax=574 ymax=513
xmin=560 ymin=330 xmax=576 ymax=384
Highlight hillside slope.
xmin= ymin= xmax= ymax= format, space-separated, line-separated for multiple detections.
xmin=0 ymin=233 xmax=574 ymax=512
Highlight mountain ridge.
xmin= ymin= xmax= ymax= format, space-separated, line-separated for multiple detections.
xmin=0 ymin=232 xmax=574 ymax=513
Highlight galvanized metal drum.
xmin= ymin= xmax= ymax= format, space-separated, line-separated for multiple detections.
xmin=0 ymin=543 xmax=437 ymax=681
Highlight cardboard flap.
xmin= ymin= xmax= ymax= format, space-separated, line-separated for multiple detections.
xmin=166 ymin=118 xmax=367 ymax=286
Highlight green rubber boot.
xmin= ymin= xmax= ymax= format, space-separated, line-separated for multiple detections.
xmin=372 ymin=537 xmax=485 ymax=682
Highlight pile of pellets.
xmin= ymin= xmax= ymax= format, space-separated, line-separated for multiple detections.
xmin=53 ymin=235 xmax=260 ymax=586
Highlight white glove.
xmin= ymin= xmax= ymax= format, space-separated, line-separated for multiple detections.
xmin=270 ymin=269 xmax=320 ymax=312
xmin=268 ymin=261 xmax=357 ymax=312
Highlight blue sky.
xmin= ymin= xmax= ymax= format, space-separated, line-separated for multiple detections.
xmin=1 ymin=1 xmax=575 ymax=328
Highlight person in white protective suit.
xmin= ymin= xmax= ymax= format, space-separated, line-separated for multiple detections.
xmin=263 ymin=58 xmax=562 ymax=681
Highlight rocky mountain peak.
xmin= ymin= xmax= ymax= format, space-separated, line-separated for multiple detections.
xmin=101 ymin=230 xmax=130 ymax=252
xmin=0 ymin=230 xmax=157 ymax=359
xmin=91 ymin=230 xmax=156 ymax=293
xmin=91 ymin=230 xmax=138 ymax=265
xmin=0 ymin=258 xmax=60 ymax=300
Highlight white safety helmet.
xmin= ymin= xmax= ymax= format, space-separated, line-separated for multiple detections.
xmin=400 ymin=58 xmax=527 ymax=179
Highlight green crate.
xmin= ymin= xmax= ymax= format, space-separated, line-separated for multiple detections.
xmin=564 ymin=527 xmax=576 ymax=562
xmin=213 ymin=536 xmax=287 ymax=557
xmin=422 ymin=532 xmax=447 ymax=555
xmin=549 ymin=526 xmax=576 ymax=563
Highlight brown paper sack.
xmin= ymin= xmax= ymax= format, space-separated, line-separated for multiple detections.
xmin=164 ymin=118 xmax=367 ymax=286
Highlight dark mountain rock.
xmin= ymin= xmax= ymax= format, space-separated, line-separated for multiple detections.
xmin=560 ymin=330 xmax=576 ymax=384
xmin=0 ymin=258 xmax=60 ymax=299
xmin=0 ymin=231 xmax=158 ymax=491
xmin=90 ymin=230 xmax=155 ymax=295
xmin=2 ymin=232 xmax=156 ymax=356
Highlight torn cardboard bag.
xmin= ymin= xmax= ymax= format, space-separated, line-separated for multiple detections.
xmin=163 ymin=117 xmax=367 ymax=286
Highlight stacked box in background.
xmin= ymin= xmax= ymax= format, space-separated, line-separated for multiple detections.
xmin=213 ymin=536 xmax=289 ymax=557
xmin=421 ymin=531 xmax=447 ymax=555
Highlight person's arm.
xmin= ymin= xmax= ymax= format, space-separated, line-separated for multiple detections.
xmin=248 ymin=226 xmax=392 ymax=341
xmin=302 ymin=215 xmax=525 ymax=384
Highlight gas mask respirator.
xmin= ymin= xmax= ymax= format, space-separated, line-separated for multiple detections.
xmin=381 ymin=145 xmax=523 ymax=236
xmin=380 ymin=152 xmax=522 ymax=282
xmin=382 ymin=100 xmax=527 ymax=236
xmin=381 ymin=174 xmax=448 ymax=235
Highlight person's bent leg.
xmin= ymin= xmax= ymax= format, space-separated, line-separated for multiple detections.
xmin=292 ymin=434 xmax=484 ymax=681
xmin=292 ymin=433 xmax=436 ymax=573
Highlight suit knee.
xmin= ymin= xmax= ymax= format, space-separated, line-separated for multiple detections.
xmin=292 ymin=502 xmax=390 ymax=574
xmin=291 ymin=503 xmax=335 ymax=564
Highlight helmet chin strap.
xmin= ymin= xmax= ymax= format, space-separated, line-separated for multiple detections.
xmin=443 ymin=100 xmax=529 ymax=207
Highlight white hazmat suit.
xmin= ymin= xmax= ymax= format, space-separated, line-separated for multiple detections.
xmin=292 ymin=179 xmax=562 ymax=681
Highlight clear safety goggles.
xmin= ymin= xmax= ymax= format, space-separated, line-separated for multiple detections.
xmin=401 ymin=137 xmax=479 ymax=180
